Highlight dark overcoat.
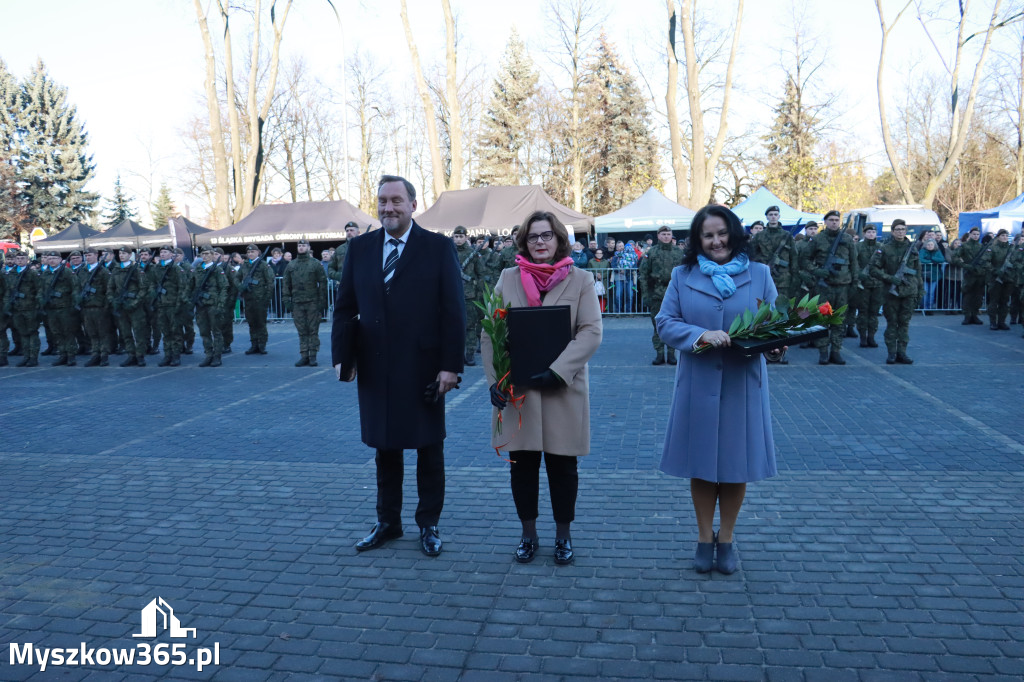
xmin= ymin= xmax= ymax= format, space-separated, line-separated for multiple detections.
xmin=655 ymin=262 xmax=778 ymax=483
xmin=332 ymin=222 xmax=466 ymax=449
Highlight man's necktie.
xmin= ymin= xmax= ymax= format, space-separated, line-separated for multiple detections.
xmin=383 ymin=238 xmax=401 ymax=293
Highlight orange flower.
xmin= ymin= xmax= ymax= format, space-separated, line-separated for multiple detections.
xmin=495 ymin=308 xmax=508 ymax=320
xmin=818 ymin=302 xmax=833 ymax=316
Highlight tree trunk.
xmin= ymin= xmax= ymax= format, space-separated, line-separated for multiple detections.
xmin=401 ymin=0 xmax=446 ymax=199
xmin=284 ymin=135 xmax=297 ymax=202
xmin=874 ymin=0 xmax=916 ymax=204
xmin=193 ymin=0 xmax=231 ymax=228
xmin=1017 ymin=32 xmax=1024 ymax=196
xmin=442 ymin=0 xmax=462 ymax=189
xmin=215 ymin=1 xmax=245 ymax=220
xmin=665 ymin=0 xmax=688 ymax=204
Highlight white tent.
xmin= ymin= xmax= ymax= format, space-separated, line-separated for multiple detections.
xmin=594 ymin=187 xmax=696 ymax=236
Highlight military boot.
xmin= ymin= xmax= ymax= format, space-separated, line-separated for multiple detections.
xmin=818 ymin=348 xmax=830 ymax=365
xmin=182 ymin=343 xmax=194 ymax=355
xmin=26 ymin=357 xmax=38 ymax=367
xmin=135 ymin=355 xmax=146 ymax=367
xmin=829 ymin=349 xmax=846 ymax=365
xmin=222 ymin=346 xmax=232 ymax=354
xmin=866 ymin=334 xmax=878 ymax=348
xmin=667 ymin=348 xmax=677 ymax=365
xmin=308 ymin=355 xmax=318 ymax=367
xmin=120 ymin=355 xmax=138 ymax=367
xmin=65 ymin=354 xmax=76 ymax=367
xmin=169 ymin=355 xmax=181 ymax=367
xmin=845 ymin=324 xmax=858 ymax=338
xmin=295 ymin=355 xmax=310 ymax=367
xmin=464 ymin=350 xmax=476 ymax=366
xmin=158 ymin=355 xmax=173 ymax=367
xmin=244 ymin=345 xmax=259 ymax=355
xmin=16 ymin=356 xmax=29 ymax=367
xmin=199 ymin=356 xmax=213 ymax=367
xmin=258 ymin=343 xmax=268 ymax=355
xmin=52 ymin=355 xmax=69 ymax=366
xmin=0 ymin=355 xmax=7 ymax=367
xmin=886 ymin=353 xmax=897 ymax=364
xmin=859 ymin=330 xmax=869 ymax=348
xmin=895 ymin=353 xmax=914 ymax=364
xmin=41 ymin=346 xmax=55 ymax=356
xmin=210 ymin=355 xmax=222 ymax=367
xmin=84 ymin=354 xmax=101 ymax=367
xmin=99 ymin=354 xmax=110 ymax=367
xmin=652 ymin=350 xmax=665 ymax=366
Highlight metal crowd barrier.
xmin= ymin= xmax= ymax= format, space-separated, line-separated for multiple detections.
xmin=233 ymin=276 xmax=337 ymax=323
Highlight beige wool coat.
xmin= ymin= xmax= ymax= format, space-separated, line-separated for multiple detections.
xmin=481 ymin=266 xmax=603 ymax=455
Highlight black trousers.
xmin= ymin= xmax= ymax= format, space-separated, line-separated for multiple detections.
xmin=375 ymin=443 xmax=445 ymax=528
xmin=509 ymin=451 xmax=578 ymax=524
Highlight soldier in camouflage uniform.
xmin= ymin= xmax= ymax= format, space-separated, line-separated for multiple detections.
xmin=148 ymin=245 xmax=185 ymax=367
xmin=136 ymin=249 xmax=160 ymax=355
xmin=174 ymin=248 xmax=197 ymax=354
xmin=452 ymin=226 xmax=485 ymax=366
xmin=191 ymin=246 xmax=227 ymax=367
xmin=853 ymin=225 xmax=883 ymax=348
xmin=40 ymin=251 xmax=81 ymax=366
xmin=869 ymin=219 xmax=922 ymax=364
xmin=981 ymin=229 xmax=1018 ymax=330
xmin=109 ymin=247 xmax=152 ymax=367
xmin=951 ymin=226 xmax=986 ymax=325
xmin=477 ymin=236 xmax=502 ymax=287
xmin=499 ymin=231 xmax=519 ymax=270
xmin=238 ymin=244 xmax=273 ymax=354
xmin=803 ymin=211 xmax=858 ymax=365
xmin=749 ymin=206 xmax=797 ymax=364
xmin=327 ymin=221 xmax=361 ymax=286
xmin=283 ymin=239 xmax=328 ymax=366
xmin=215 ymin=248 xmax=238 ymax=352
xmin=76 ymin=247 xmax=112 ymax=366
xmin=638 ymin=225 xmax=685 ymax=365
xmin=6 ymin=251 xmax=44 ymax=367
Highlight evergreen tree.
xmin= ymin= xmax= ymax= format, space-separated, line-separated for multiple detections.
xmin=475 ymin=28 xmax=539 ymax=187
xmin=762 ymin=75 xmax=822 ymax=212
xmin=17 ymin=59 xmax=98 ymax=232
xmin=579 ymin=34 xmax=661 ymax=216
xmin=151 ymin=182 xmax=178 ymax=230
xmin=0 ymin=58 xmax=25 ymax=240
xmin=102 ymin=174 xmax=137 ymax=228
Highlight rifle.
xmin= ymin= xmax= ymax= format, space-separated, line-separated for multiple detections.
xmin=113 ymin=262 xmax=140 ymax=312
xmin=3 ymin=265 xmax=29 ymax=318
xmin=994 ymin=245 xmax=1021 ymax=284
xmin=41 ymin=260 xmax=69 ymax=318
xmin=965 ymin=239 xmax=993 ymax=271
xmin=236 ymin=246 xmax=271 ymax=300
xmin=74 ymin=263 xmax=103 ymax=310
xmin=191 ymin=264 xmax=218 ymax=306
xmin=768 ymin=234 xmax=791 ymax=278
xmin=149 ymin=262 xmax=175 ymax=311
xmin=816 ymin=228 xmax=849 ymax=289
xmin=888 ymin=240 xmax=919 ymax=297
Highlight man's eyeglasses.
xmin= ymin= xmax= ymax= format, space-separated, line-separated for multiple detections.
xmin=526 ymin=231 xmax=555 ymax=244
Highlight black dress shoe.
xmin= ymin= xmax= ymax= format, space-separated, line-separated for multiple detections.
xmin=515 ymin=538 xmax=537 ymax=563
xmin=355 ymin=522 xmax=403 ymax=552
xmin=554 ymin=538 xmax=574 ymax=565
xmin=420 ymin=526 xmax=442 ymax=556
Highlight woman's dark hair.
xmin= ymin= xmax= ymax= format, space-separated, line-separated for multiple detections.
xmin=516 ymin=211 xmax=572 ymax=262
xmin=683 ymin=205 xmax=749 ymax=266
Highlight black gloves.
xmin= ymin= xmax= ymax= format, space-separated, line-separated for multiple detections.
xmin=490 ymin=383 xmax=509 ymax=409
xmin=529 ymin=369 xmax=564 ymax=390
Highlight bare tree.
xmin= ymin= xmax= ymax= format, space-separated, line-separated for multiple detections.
xmin=400 ymin=0 xmax=446 ymax=199
xmin=875 ymin=0 xmax=1013 ymax=209
xmin=665 ymin=0 xmax=688 ymax=203
xmin=441 ymin=0 xmax=464 ymax=190
xmin=984 ymin=22 xmax=1024 ymax=195
xmin=678 ymin=0 xmax=745 ymax=207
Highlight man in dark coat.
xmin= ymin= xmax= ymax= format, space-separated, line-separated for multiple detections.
xmin=332 ymin=174 xmax=465 ymax=557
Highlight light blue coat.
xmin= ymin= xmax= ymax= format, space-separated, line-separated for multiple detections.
xmin=655 ymin=262 xmax=778 ymax=483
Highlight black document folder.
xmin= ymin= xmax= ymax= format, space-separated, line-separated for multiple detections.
xmin=506 ymin=305 xmax=572 ymax=387
xmin=337 ymin=314 xmax=359 ymax=381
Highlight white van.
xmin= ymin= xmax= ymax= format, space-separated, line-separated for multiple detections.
xmin=843 ymin=205 xmax=943 ymax=239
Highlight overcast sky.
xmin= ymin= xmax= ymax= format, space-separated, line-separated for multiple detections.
xmin=1 ymin=0 xmax=1005 ymax=222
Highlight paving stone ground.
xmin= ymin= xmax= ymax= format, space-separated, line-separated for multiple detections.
xmin=1 ymin=314 xmax=1023 ymax=681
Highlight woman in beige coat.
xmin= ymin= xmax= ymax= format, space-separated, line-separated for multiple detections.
xmin=482 ymin=211 xmax=603 ymax=565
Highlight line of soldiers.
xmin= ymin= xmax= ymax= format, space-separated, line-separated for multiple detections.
xmin=1 ymin=242 xmax=278 ymax=368
xmin=451 ymin=226 xmax=517 ymax=366
xmin=749 ymin=207 xmax=926 ymax=365
xmin=953 ymin=226 xmax=1024 ymax=332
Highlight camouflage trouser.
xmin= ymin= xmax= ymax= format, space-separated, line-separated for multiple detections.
xmin=292 ymin=301 xmax=321 ymax=358
xmin=855 ymin=286 xmax=884 ymax=336
xmin=987 ymin=281 xmax=1011 ymax=324
xmin=195 ymin=304 xmax=223 ymax=358
xmin=115 ymin=306 xmax=149 ymax=358
xmin=45 ymin=306 xmax=78 ymax=358
xmin=11 ymin=311 xmax=40 ymax=360
xmin=813 ymin=285 xmax=850 ymax=351
xmin=155 ymin=305 xmax=182 ymax=357
xmin=0 ymin=314 xmax=9 ymax=358
xmin=464 ymin=298 xmax=481 ymax=356
xmin=82 ymin=307 xmax=110 ymax=355
xmin=242 ymin=296 xmax=269 ymax=348
xmin=221 ymin=300 xmax=235 ymax=348
xmin=962 ymin=274 xmax=985 ymax=319
xmin=883 ymin=294 xmax=915 ymax=354
xmin=648 ymin=294 xmax=665 ymax=352
xmin=144 ymin=306 xmax=160 ymax=350
xmin=178 ymin=304 xmax=196 ymax=347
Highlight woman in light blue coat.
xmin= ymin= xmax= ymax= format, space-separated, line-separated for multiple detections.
xmin=656 ymin=205 xmax=779 ymax=575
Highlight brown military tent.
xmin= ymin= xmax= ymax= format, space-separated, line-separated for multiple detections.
xmin=197 ymin=200 xmax=380 ymax=247
xmin=415 ymin=186 xmax=593 ymax=237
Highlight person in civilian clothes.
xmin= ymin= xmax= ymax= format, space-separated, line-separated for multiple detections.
xmin=484 ymin=211 xmax=603 ymax=565
xmin=655 ymin=205 xmax=780 ymax=575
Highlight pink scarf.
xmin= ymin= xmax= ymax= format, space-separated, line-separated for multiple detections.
xmin=515 ymin=254 xmax=574 ymax=307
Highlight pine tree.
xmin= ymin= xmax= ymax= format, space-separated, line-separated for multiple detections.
xmin=102 ymin=175 xmax=137 ymax=228
xmin=579 ymin=34 xmax=661 ymax=215
xmin=151 ymin=182 xmax=178 ymax=230
xmin=762 ymin=75 xmax=822 ymax=212
xmin=475 ymin=28 xmax=539 ymax=187
xmin=0 ymin=58 xmax=25 ymax=240
xmin=17 ymin=59 xmax=98 ymax=232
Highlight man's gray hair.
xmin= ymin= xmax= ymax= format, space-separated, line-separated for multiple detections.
xmin=378 ymin=175 xmax=416 ymax=202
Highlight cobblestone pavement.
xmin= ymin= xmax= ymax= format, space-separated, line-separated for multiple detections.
xmin=1 ymin=315 xmax=1022 ymax=681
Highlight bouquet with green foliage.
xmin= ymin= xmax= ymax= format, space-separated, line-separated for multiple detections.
xmin=475 ymin=284 xmax=524 ymax=436
xmin=694 ymin=294 xmax=847 ymax=354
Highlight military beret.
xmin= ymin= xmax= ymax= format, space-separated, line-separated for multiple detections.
xmin=657 ymin=225 xmax=672 ymax=234
xmin=70 ymin=250 xmax=83 ymax=257
xmin=138 ymin=248 xmax=152 ymax=255
xmin=83 ymin=247 xmax=98 ymax=255
xmin=453 ymin=226 xmax=467 ymax=235
xmin=823 ymin=210 xmax=841 ymax=220
xmin=44 ymin=250 xmax=59 ymax=257
xmin=213 ymin=246 xmax=224 ymax=255
xmin=804 ymin=221 xmax=818 ymax=229
xmin=118 ymin=247 xmax=132 ymax=253
xmin=200 ymin=246 xmax=214 ymax=254
xmin=245 ymin=243 xmax=259 ymax=251
xmin=749 ymin=220 xmax=764 ymax=229
xmin=158 ymin=244 xmax=173 ymax=252
xmin=344 ymin=221 xmax=359 ymax=229
xmin=173 ymin=247 xmax=184 ymax=255
xmin=765 ymin=205 xmax=780 ymax=215
xmin=297 ymin=239 xmax=310 ymax=246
